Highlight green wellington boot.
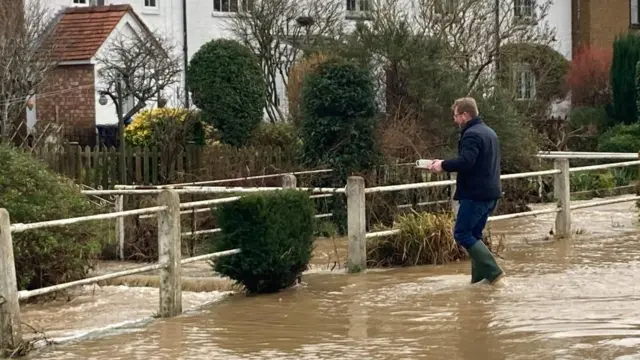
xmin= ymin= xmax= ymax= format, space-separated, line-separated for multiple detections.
xmin=467 ymin=241 xmax=505 ymax=285
xmin=470 ymin=259 xmax=485 ymax=284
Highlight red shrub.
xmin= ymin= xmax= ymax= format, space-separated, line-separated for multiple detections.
xmin=565 ymin=46 xmax=612 ymax=107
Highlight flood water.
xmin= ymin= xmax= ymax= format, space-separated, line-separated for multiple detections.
xmin=26 ymin=197 xmax=640 ymax=359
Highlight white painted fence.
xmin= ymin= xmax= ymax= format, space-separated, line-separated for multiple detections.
xmin=93 ymin=175 xmax=339 ymax=259
xmin=82 ymin=173 xmax=449 ymax=261
xmin=345 ymin=156 xmax=640 ymax=272
xmin=1 ymin=153 xmax=638 ymax=354
xmin=0 ymin=189 xmax=246 ymax=354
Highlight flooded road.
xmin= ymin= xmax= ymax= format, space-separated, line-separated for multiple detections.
xmin=26 ymin=197 xmax=640 ymax=359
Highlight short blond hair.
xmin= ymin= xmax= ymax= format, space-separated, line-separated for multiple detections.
xmin=452 ymin=97 xmax=479 ymax=118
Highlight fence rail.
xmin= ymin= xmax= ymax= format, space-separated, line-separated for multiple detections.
xmin=346 ymin=156 xmax=640 ymax=272
xmin=0 ymin=190 xmax=243 ymax=353
xmin=10 ymin=206 xmax=167 ymax=233
xmin=2 ymin=152 xmax=640 ymax=354
xmin=537 ymin=151 xmax=640 ymax=159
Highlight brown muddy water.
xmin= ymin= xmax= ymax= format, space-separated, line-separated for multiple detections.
xmin=25 ymin=197 xmax=640 ymax=359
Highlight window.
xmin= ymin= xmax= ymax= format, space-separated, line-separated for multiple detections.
xmin=514 ymin=63 xmax=536 ymax=100
xmin=514 ymin=0 xmax=534 ymax=20
xmin=346 ymin=0 xmax=371 ymax=13
xmin=213 ymin=0 xmax=252 ymax=13
xmin=631 ymin=0 xmax=640 ymax=26
xmin=73 ymin=0 xmax=87 ymax=4
xmin=144 ymin=0 xmax=158 ymax=8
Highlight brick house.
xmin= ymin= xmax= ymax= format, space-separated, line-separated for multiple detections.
xmin=35 ymin=5 xmax=152 ymax=146
xmin=572 ymin=0 xmax=635 ymax=54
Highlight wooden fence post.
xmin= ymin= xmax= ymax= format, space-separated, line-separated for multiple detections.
xmin=157 ymin=190 xmax=182 ymax=317
xmin=538 ymin=157 xmax=544 ymax=201
xmin=281 ymin=174 xmax=297 ymax=188
xmin=553 ymin=158 xmax=571 ymax=238
xmin=347 ymin=176 xmax=366 ymax=273
xmin=449 ymin=173 xmax=459 ymax=217
xmin=636 ymin=151 xmax=640 ymax=198
xmin=115 ymin=195 xmax=125 ymax=260
xmin=0 ymin=209 xmax=22 ymax=355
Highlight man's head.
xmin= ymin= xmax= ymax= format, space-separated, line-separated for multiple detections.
xmin=451 ymin=97 xmax=479 ymax=126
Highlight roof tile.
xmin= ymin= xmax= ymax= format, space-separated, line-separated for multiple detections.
xmin=47 ymin=5 xmax=132 ymax=62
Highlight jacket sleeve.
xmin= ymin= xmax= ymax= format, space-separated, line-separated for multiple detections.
xmin=441 ymin=133 xmax=481 ymax=172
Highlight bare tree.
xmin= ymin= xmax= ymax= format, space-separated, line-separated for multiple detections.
xmin=0 ymin=0 xmax=58 ymax=141
xmin=96 ymin=29 xmax=181 ymax=184
xmin=337 ymin=0 xmax=561 ymax=167
xmin=227 ymin=0 xmax=345 ymax=123
xmin=96 ymin=30 xmax=182 ymax=121
xmin=355 ymin=0 xmax=556 ymax=93
xmin=411 ymin=0 xmax=557 ymax=92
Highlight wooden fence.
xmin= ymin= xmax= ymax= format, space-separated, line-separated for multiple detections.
xmin=25 ymin=144 xmax=299 ymax=189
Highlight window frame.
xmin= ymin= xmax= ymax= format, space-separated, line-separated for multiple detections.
xmin=513 ymin=63 xmax=536 ymax=101
xmin=631 ymin=0 xmax=640 ymax=27
xmin=213 ymin=0 xmax=252 ymax=14
xmin=345 ymin=0 xmax=371 ymax=19
xmin=144 ymin=0 xmax=159 ymax=9
xmin=513 ymin=0 xmax=535 ymax=25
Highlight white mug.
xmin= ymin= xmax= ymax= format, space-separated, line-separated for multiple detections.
xmin=415 ymin=159 xmax=434 ymax=169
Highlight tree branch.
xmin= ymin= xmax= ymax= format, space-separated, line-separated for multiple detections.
xmin=227 ymin=0 xmax=345 ymax=123
xmin=95 ymin=29 xmax=181 ymax=120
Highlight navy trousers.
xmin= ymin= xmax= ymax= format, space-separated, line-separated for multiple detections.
xmin=453 ymin=199 xmax=498 ymax=249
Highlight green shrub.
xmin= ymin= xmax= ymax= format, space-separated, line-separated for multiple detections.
xmin=300 ymin=57 xmax=382 ymax=179
xmin=611 ymin=33 xmax=640 ymax=125
xmin=473 ymin=88 xmax=542 ymax=173
xmin=210 ymin=190 xmax=315 ymax=294
xmin=0 ymin=145 xmax=103 ymax=290
xmin=571 ymin=171 xmax=616 ymax=192
xmin=500 ymin=43 xmax=569 ymax=104
xmin=300 ymin=57 xmax=383 ymax=234
xmin=125 ymin=108 xmax=212 ymax=148
xmin=187 ymin=39 xmax=266 ymax=147
xmin=597 ymin=123 xmax=640 ymax=153
xmin=249 ymin=122 xmax=300 ymax=149
xmin=565 ymin=106 xmax=607 ymax=151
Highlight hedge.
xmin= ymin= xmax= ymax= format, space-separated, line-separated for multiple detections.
xmin=187 ymin=39 xmax=266 ymax=147
xmin=0 ymin=144 xmax=104 ymax=291
xmin=209 ymin=190 xmax=315 ymax=294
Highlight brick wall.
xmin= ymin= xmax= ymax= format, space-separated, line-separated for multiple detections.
xmin=573 ymin=0 xmax=630 ymax=53
xmin=37 ymin=65 xmax=96 ymax=144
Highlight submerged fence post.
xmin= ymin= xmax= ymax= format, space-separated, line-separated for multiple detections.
xmin=0 ymin=209 xmax=22 ymax=355
xmin=281 ymin=174 xmax=297 ymax=188
xmin=347 ymin=176 xmax=366 ymax=273
xmin=553 ymin=158 xmax=571 ymax=238
xmin=115 ymin=195 xmax=125 ymax=260
xmin=157 ymin=190 xmax=182 ymax=318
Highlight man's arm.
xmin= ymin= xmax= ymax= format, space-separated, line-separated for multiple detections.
xmin=441 ymin=134 xmax=481 ymax=173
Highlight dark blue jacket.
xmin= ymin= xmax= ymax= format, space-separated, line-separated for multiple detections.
xmin=442 ymin=117 xmax=502 ymax=201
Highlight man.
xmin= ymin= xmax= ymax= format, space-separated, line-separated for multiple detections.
xmin=429 ymin=97 xmax=505 ymax=286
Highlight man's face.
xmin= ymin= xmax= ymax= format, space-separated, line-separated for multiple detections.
xmin=453 ymin=107 xmax=467 ymax=126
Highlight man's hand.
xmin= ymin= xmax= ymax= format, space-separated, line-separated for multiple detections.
xmin=429 ymin=159 xmax=444 ymax=173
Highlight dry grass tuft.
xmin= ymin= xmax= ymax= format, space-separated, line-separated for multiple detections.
xmin=368 ymin=210 xmax=503 ymax=267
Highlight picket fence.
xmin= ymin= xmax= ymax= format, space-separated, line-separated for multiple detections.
xmin=25 ymin=144 xmax=300 ymax=189
xmin=24 ymin=143 xmax=435 ymax=193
